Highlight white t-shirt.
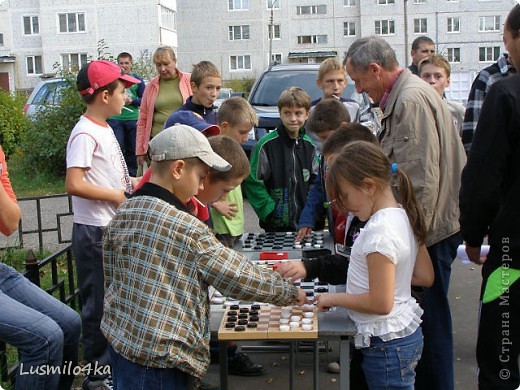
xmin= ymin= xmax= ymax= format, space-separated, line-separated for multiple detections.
xmin=346 ymin=207 xmax=423 ymax=346
xmin=66 ymin=115 xmax=131 ymax=226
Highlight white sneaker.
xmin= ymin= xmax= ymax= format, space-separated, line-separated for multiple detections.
xmin=327 ymin=361 xmax=340 ymax=374
xmin=82 ymin=376 xmax=113 ymax=390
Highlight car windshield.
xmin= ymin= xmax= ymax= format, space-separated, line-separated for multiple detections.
xmin=32 ymin=81 xmax=66 ymax=105
xmin=249 ymin=69 xmax=362 ymax=106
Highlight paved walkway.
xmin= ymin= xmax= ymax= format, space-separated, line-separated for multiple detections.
xmin=6 ymin=196 xmax=482 ymax=389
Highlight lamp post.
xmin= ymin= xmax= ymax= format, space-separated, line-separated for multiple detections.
xmin=268 ymin=0 xmax=279 ymax=65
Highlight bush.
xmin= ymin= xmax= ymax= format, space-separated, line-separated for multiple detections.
xmin=20 ymin=76 xmax=85 ymax=175
xmin=0 ymin=90 xmax=29 ymax=159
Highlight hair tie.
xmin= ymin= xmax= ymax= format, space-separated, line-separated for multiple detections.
xmin=391 ymin=163 xmax=398 ymax=173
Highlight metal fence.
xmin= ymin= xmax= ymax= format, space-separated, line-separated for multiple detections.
xmin=0 ymin=194 xmax=79 ymax=387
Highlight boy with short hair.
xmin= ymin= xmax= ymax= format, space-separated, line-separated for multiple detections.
xmin=101 ymin=124 xmax=306 ymax=388
xmin=210 ymin=97 xmax=258 ymax=248
xmin=244 ymin=86 xmax=318 ymax=232
xmin=296 ymin=98 xmax=351 ymax=241
xmin=65 ymin=60 xmax=141 ymax=390
xmin=313 ymin=58 xmax=361 ymax=121
xmin=173 ymin=60 xmax=222 ymax=124
xmin=418 ymin=54 xmax=465 ymax=136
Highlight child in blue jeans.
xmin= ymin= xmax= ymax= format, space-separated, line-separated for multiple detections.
xmin=316 ymin=141 xmax=434 ymax=389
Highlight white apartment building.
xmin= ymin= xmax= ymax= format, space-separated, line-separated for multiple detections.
xmin=0 ymin=0 xmax=179 ymax=91
xmin=0 ymin=0 xmax=516 ymax=99
xmin=176 ymin=0 xmax=515 ymax=101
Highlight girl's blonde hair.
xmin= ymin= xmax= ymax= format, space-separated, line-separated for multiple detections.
xmin=326 ymin=141 xmax=426 ymax=243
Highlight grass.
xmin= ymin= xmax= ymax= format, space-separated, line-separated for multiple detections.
xmin=7 ymin=154 xmax=66 ymax=198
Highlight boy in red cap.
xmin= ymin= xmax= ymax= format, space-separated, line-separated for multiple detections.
xmin=65 ymin=60 xmax=141 ymax=390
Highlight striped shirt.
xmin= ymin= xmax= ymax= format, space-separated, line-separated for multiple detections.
xmin=461 ymin=54 xmax=516 ymax=152
xmin=101 ymin=182 xmax=298 ymax=378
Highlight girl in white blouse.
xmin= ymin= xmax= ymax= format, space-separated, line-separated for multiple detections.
xmin=316 ymin=141 xmax=434 ymax=389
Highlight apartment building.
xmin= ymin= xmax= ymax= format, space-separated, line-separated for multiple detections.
xmin=176 ymin=0 xmax=515 ymax=101
xmin=0 ymin=0 xmax=178 ymax=92
xmin=0 ymin=0 xmax=516 ymax=98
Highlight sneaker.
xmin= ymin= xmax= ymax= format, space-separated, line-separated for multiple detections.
xmin=228 ymin=352 xmax=266 ymax=376
xmin=200 ymin=379 xmax=220 ymax=390
xmin=82 ymin=376 xmax=113 ymax=390
xmin=327 ymin=360 xmax=340 ymax=374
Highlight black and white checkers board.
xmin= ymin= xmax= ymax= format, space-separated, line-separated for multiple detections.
xmin=235 ymin=231 xmax=334 ymax=260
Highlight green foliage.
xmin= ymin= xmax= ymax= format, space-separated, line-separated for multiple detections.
xmin=9 ymin=154 xmax=65 ymax=196
xmin=225 ymin=77 xmax=256 ymax=98
xmin=0 ymin=90 xmax=29 ymax=159
xmin=20 ymin=76 xmax=85 ymax=176
xmin=132 ymin=49 xmax=156 ymax=81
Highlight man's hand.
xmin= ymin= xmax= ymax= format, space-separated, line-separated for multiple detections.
xmin=276 ymin=261 xmax=307 ymax=282
xmin=465 ymin=245 xmax=487 ymax=265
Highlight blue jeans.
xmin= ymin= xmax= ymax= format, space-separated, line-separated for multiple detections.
xmin=415 ymin=232 xmax=462 ymax=390
xmin=109 ymin=345 xmax=193 ymax=389
xmin=107 ymin=119 xmax=137 ymax=176
xmin=361 ymin=327 xmax=423 ymax=389
xmin=0 ymin=264 xmax=81 ymax=390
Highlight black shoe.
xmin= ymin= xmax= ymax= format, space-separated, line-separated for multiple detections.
xmin=228 ymin=352 xmax=266 ymax=376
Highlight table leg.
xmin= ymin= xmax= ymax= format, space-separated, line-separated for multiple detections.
xmin=313 ymin=340 xmax=319 ymax=390
xmin=219 ymin=341 xmax=228 ymax=390
xmin=339 ymin=336 xmax=350 ymax=390
xmin=289 ymin=341 xmax=295 ymax=390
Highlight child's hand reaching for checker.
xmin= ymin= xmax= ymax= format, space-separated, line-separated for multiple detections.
xmin=276 ymin=261 xmax=307 ymax=282
xmin=314 ymin=293 xmax=335 ymax=312
xmin=295 ymin=288 xmax=310 ymax=306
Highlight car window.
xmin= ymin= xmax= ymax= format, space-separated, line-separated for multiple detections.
xmin=249 ymin=70 xmax=363 ymax=106
xmin=218 ymin=89 xmax=232 ymax=99
xmin=32 ymin=81 xmax=66 ymax=105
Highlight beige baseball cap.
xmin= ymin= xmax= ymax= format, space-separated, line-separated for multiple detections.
xmin=149 ymin=125 xmax=231 ymax=172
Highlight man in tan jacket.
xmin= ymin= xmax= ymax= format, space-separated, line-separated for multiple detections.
xmin=345 ymin=36 xmax=466 ymax=390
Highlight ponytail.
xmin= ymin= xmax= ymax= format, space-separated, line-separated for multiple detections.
xmin=392 ymin=168 xmax=427 ymax=244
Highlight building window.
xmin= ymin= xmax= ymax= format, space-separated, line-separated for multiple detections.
xmin=375 ymin=20 xmax=395 ymax=36
xmin=230 ymin=55 xmax=251 ymax=70
xmin=272 ymin=24 xmax=281 ymax=39
xmin=378 ymin=0 xmax=395 ymax=4
xmin=267 ymin=0 xmax=280 ymax=9
xmin=344 ymin=0 xmax=356 ymax=5
xmin=229 ymin=25 xmax=250 ymax=40
xmin=271 ymin=53 xmax=282 ymax=63
xmin=414 ymin=18 xmax=427 ymax=33
xmin=229 ymin=0 xmax=249 ymax=11
xmin=479 ymin=46 xmax=500 ymax=62
xmin=58 ymin=13 xmax=86 ymax=33
xmin=26 ymin=56 xmax=43 ymax=75
xmin=479 ymin=16 xmax=501 ymax=32
xmin=23 ymin=16 xmax=39 ymax=35
xmin=61 ymin=53 xmax=88 ymax=72
xmin=160 ymin=6 xmax=175 ymax=31
xmin=344 ymin=21 xmax=356 ymax=36
xmin=296 ymin=5 xmax=327 ymax=15
xmin=447 ymin=47 xmax=460 ymax=63
xmin=297 ymin=35 xmax=328 ymax=44
xmin=447 ymin=17 xmax=460 ymax=33
xmin=0 ymin=33 xmax=4 ymax=46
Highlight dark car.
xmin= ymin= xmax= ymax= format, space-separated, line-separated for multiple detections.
xmin=244 ymin=63 xmax=378 ymax=155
